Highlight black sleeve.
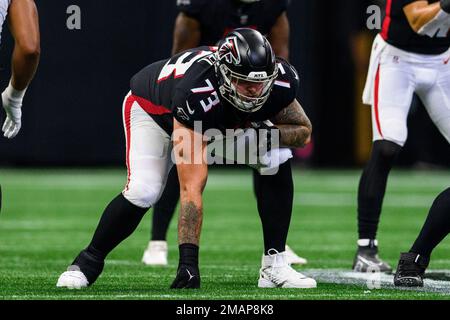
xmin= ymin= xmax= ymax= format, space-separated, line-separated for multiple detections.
xmin=263 ymin=0 xmax=288 ymax=31
xmin=269 ymin=0 xmax=289 ymax=17
xmin=176 ymin=0 xmax=208 ymax=21
xmin=277 ymin=59 xmax=300 ymax=105
xmin=172 ymin=88 xmax=207 ymax=130
xmin=261 ymin=59 xmax=300 ymax=119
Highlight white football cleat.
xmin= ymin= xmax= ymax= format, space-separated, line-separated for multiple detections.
xmin=285 ymin=245 xmax=308 ymax=265
xmin=56 ymin=265 xmax=89 ymax=289
xmin=142 ymin=240 xmax=168 ymax=266
xmin=258 ymin=249 xmax=316 ymax=289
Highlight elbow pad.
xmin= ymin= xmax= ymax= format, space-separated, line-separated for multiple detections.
xmin=417 ymin=9 xmax=450 ymax=37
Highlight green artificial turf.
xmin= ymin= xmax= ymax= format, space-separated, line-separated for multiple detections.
xmin=0 ymin=168 xmax=449 ymax=300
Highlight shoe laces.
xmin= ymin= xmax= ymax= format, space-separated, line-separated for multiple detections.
xmin=67 ymin=265 xmax=81 ymax=272
xmin=149 ymin=242 xmax=167 ymax=251
xmin=267 ymin=248 xmax=299 ymax=281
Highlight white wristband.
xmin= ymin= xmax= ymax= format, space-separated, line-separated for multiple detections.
xmin=4 ymin=80 xmax=27 ymax=101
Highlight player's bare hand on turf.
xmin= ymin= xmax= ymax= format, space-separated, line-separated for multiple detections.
xmin=170 ymin=264 xmax=200 ymax=289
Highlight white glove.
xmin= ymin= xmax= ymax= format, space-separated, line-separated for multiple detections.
xmin=2 ymin=81 xmax=26 ymax=139
xmin=257 ymin=148 xmax=293 ymax=175
xmin=206 ymin=127 xmax=292 ymax=175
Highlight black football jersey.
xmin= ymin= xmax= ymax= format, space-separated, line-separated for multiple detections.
xmin=176 ymin=0 xmax=288 ymax=45
xmin=130 ymin=47 xmax=299 ymax=135
xmin=381 ymin=0 xmax=450 ymax=54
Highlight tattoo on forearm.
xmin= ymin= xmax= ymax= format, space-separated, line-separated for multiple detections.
xmin=178 ymin=201 xmax=203 ymax=245
xmin=278 ymin=125 xmax=311 ymax=148
xmin=273 ymin=103 xmax=312 ymax=129
xmin=272 ymin=101 xmax=312 ymax=148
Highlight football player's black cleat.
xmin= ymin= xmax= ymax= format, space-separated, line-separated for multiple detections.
xmin=353 ymin=240 xmax=392 ymax=273
xmin=170 ymin=264 xmax=201 ymax=289
xmin=394 ymin=252 xmax=429 ymax=287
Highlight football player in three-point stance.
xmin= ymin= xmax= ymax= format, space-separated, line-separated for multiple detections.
xmin=56 ymin=29 xmax=316 ymax=289
xmin=142 ymin=0 xmax=307 ymax=267
xmin=0 ymin=0 xmax=40 ymax=212
xmin=355 ymin=0 xmax=450 ymax=273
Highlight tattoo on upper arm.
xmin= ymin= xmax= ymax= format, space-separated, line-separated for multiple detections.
xmin=178 ymin=201 xmax=203 ymax=245
xmin=271 ymin=101 xmax=312 ymax=148
xmin=272 ymin=101 xmax=312 ymax=130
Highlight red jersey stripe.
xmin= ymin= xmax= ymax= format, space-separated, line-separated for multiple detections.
xmin=381 ymin=0 xmax=393 ymax=40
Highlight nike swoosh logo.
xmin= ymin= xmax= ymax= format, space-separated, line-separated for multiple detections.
xmin=186 ymin=269 xmax=195 ymax=281
xmin=357 ymin=255 xmax=383 ymax=267
xmin=444 ymin=57 xmax=450 ymax=65
xmin=186 ymin=101 xmax=195 ymax=115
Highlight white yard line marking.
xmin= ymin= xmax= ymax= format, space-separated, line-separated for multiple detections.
xmin=302 ymin=269 xmax=450 ymax=295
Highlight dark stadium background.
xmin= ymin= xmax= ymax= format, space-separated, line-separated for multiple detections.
xmin=0 ymin=0 xmax=449 ymax=167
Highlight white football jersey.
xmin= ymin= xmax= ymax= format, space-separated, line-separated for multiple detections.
xmin=0 ymin=0 xmax=11 ymax=45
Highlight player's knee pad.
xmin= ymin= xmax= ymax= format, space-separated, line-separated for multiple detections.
xmin=372 ymin=140 xmax=402 ymax=163
xmin=379 ymin=118 xmax=408 ymax=147
xmin=123 ymin=180 xmax=164 ymax=209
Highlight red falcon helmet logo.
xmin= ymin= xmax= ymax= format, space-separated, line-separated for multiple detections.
xmin=218 ymin=36 xmax=241 ymax=65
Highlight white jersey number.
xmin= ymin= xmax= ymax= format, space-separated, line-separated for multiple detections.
xmin=158 ymin=51 xmax=211 ymax=82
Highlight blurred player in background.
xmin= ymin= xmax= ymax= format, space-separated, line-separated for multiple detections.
xmin=142 ymin=0 xmax=308 ymax=267
xmin=56 ymin=29 xmax=316 ymax=289
xmin=394 ymin=187 xmax=450 ymax=286
xmin=355 ymin=0 xmax=450 ymax=272
xmin=0 ymin=0 xmax=40 ymax=212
